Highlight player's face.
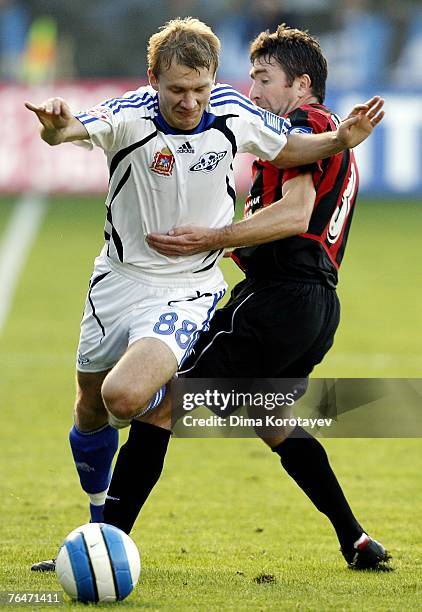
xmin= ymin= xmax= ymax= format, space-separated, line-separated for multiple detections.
xmin=249 ymin=56 xmax=310 ymax=116
xmin=149 ymin=62 xmax=214 ymax=131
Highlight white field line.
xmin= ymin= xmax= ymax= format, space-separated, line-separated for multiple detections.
xmin=0 ymin=194 xmax=47 ymax=334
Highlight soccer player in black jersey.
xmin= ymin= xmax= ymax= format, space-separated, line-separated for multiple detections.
xmin=32 ymin=25 xmax=388 ymax=572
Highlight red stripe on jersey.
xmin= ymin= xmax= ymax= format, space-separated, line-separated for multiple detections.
xmin=244 ymin=104 xmax=359 ymax=270
xmin=234 ymin=104 xmax=361 ymax=285
xmin=287 ymin=107 xmax=359 ymax=269
xmin=230 ymin=250 xmax=245 ymax=271
xmin=245 ymin=161 xmax=282 ymax=216
xmin=299 ymin=233 xmax=340 ymax=269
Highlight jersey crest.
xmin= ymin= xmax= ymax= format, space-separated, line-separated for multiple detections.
xmin=150 ymin=147 xmax=175 ymax=176
xmin=288 ymin=126 xmax=313 ymax=135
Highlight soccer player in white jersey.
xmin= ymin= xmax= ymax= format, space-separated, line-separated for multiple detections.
xmin=25 ymin=17 xmax=384 ymax=551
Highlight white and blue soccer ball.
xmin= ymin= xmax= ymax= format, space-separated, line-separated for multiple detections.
xmin=55 ymin=523 xmax=141 ymax=603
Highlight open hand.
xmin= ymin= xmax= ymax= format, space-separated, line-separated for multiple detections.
xmin=147 ymin=225 xmax=218 ymax=256
xmin=337 ymin=96 xmax=385 ymax=148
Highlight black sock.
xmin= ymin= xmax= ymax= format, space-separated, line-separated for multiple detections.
xmin=103 ymin=421 xmax=171 ymax=534
xmin=272 ymin=426 xmax=364 ymax=552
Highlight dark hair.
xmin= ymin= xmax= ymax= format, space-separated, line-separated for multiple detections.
xmin=250 ymin=24 xmax=327 ymax=103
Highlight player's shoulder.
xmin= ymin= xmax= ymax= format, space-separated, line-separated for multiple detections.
xmin=287 ymin=103 xmax=337 ymax=135
xmin=209 ymin=83 xmax=263 ymax=118
xmin=210 ymin=83 xmax=290 ymax=136
xmin=98 ymin=85 xmax=158 ymax=121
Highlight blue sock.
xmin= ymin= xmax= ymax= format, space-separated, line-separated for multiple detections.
xmin=69 ymin=424 xmax=119 ymax=520
xmin=89 ymin=502 xmax=106 ymax=523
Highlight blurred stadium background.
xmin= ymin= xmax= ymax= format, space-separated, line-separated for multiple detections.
xmin=1 ymin=2 xmax=421 ymax=609
xmin=1 ymin=0 xmax=422 ymax=195
xmin=0 ymin=0 xmax=420 ymax=372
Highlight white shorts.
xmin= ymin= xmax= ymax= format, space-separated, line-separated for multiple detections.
xmin=76 ymin=255 xmax=227 ymax=373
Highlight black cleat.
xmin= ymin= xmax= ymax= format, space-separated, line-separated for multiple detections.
xmin=343 ymin=534 xmax=391 ymax=570
xmin=31 ymin=558 xmax=56 ymax=572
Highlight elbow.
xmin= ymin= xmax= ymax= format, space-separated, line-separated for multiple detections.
xmin=292 ymin=211 xmax=311 ymax=235
xmin=272 ymin=152 xmax=296 ymax=170
xmin=293 ymin=196 xmax=314 ymax=234
xmin=295 ymin=218 xmax=310 ymax=234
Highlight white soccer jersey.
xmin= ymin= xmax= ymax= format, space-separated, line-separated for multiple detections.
xmin=75 ymin=84 xmax=290 ymax=277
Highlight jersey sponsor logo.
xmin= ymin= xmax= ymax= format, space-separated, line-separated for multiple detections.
xmin=189 ymin=150 xmax=227 ymax=173
xmin=262 ymin=110 xmax=289 ymax=135
xmin=176 ymin=141 xmax=195 ymax=154
xmin=327 ymin=162 xmax=358 ymax=244
xmin=245 ymin=195 xmax=260 ymax=216
xmin=150 ymin=147 xmax=175 ymax=176
xmin=288 ymin=126 xmax=313 ymax=135
xmin=86 ymin=105 xmax=112 ymax=121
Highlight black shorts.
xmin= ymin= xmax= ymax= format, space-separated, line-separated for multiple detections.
xmin=180 ymin=277 xmax=340 ymax=379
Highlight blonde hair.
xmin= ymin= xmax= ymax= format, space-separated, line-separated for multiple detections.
xmin=147 ymin=17 xmax=220 ymax=77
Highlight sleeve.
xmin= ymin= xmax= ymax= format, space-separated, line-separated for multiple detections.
xmin=74 ymin=104 xmax=116 ymax=151
xmin=281 ymin=107 xmax=328 ymax=184
xmin=73 ymin=88 xmax=152 ymax=152
xmin=219 ymin=88 xmax=290 ymax=160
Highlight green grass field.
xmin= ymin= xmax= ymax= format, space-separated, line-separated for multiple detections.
xmin=0 ymin=197 xmax=421 ymax=610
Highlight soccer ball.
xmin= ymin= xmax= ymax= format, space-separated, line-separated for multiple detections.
xmin=55 ymin=523 xmax=141 ymax=603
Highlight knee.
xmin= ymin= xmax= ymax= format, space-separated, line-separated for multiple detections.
xmin=101 ymin=376 xmax=146 ymax=421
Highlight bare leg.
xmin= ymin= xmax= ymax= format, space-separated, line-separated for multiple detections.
xmin=101 ymin=338 xmax=177 ymax=421
xmin=74 ymin=370 xmax=110 ymax=431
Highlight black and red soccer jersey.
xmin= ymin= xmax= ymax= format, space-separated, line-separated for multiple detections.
xmin=233 ymin=104 xmax=359 ymax=287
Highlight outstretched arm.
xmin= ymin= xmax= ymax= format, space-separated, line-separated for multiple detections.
xmin=24 ymin=97 xmax=88 ymax=145
xmin=273 ymin=96 xmax=384 ymax=169
xmin=146 ymin=173 xmax=316 ymax=256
